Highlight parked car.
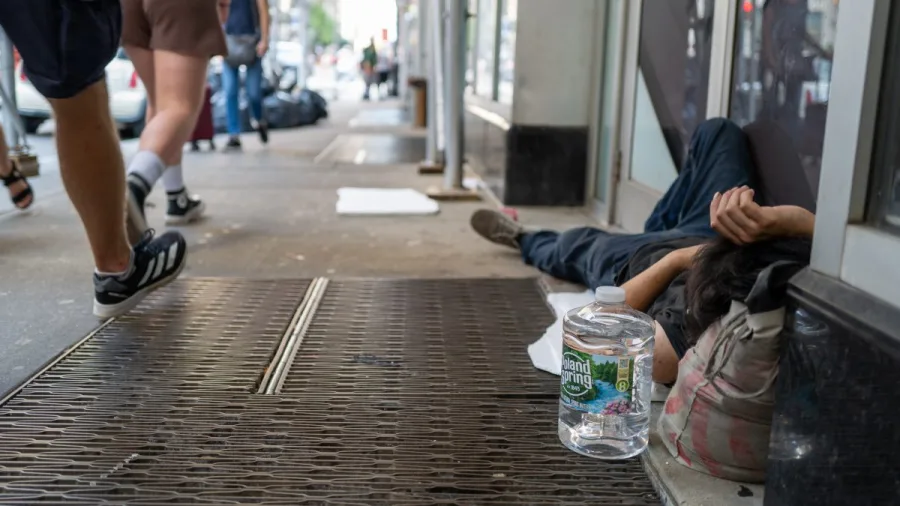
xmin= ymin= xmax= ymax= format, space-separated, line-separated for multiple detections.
xmin=16 ymin=48 xmax=147 ymax=136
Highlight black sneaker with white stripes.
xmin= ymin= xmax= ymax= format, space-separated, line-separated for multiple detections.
xmin=166 ymin=188 xmax=206 ymax=225
xmin=93 ymin=229 xmax=187 ymax=318
xmin=126 ymin=173 xmax=151 ymax=246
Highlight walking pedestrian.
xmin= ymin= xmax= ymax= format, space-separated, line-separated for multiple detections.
xmin=361 ymin=38 xmax=378 ymax=101
xmin=122 ymin=0 xmax=228 ymax=242
xmin=0 ymin=0 xmax=187 ymax=317
xmin=374 ymin=46 xmax=392 ymax=100
xmin=222 ymin=0 xmax=272 ymax=151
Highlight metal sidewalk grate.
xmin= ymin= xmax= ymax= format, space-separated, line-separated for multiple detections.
xmin=282 ymin=278 xmax=563 ymax=397
xmin=0 ymin=278 xmax=659 ymax=505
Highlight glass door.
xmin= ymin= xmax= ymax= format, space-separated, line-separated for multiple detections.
xmin=614 ymin=0 xmax=718 ymax=232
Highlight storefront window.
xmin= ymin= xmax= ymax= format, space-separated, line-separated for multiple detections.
xmin=475 ymin=0 xmax=498 ymax=98
xmin=867 ymin=0 xmax=900 ymax=233
xmin=496 ymin=0 xmax=517 ymax=104
xmin=730 ymin=0 xmax=839 ymax=200
xmin=630 ymin=0 xmax=715 ymax=193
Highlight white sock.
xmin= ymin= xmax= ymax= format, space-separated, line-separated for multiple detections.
xmin=127 ymin=150 xmax=165 ymax=189
xmin=95 ymin=250 xmax=135 ymax=279
xmin=162 ymin=164 xmax=185 ymax=194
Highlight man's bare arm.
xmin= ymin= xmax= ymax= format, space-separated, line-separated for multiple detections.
xmin=620 ymin=245 xmax=703 ymax=312
xmin=710 ymin=186 xmax=815 ymax=245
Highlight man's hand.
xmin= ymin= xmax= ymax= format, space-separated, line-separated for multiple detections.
xmin=710 ymin=186 xmax=815 ymax=245
xmin=256 ymin=39 xmax=269 ymax=58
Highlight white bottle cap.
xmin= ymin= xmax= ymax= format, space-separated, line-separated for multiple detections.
xmin=595 ymin=286 xmax=626 ymax=304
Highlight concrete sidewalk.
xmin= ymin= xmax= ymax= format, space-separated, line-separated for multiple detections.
xmin=0 ymin=99 xmax=595 ymax=397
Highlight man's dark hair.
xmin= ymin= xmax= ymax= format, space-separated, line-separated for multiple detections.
xmin=685 ymin=236 xmax=812 ymax=339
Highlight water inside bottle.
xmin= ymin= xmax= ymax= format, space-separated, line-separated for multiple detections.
xmin=558 ymin=287 xmax=655 ymax=459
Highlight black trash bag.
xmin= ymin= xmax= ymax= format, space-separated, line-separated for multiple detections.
xmin=299 ymin=89 xmax=329 ymax=120
xmin=211 ymin=85 xmax=329 ymax=132
xmin=264 ymin=92 xmax=306 ymax=129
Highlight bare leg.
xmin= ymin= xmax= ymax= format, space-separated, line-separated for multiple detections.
xmin=48 ymin=80 xmax=132 ymax=273
xmin=132 ymin=48 xmax=207 ymax=166
xmin=124 ymin=46 xmax=208 ymax=229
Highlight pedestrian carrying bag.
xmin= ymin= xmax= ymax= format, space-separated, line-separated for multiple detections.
xmin=658 ymin=261 xmax=802 ymax=483
xmin=224 ymin=1 xmax=260 ymax=67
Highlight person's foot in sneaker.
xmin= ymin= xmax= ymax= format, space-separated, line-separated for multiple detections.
xmin=166 ymin=188 xmax=206 ymax=225
xmin=470 ymin=209 xmax=526 ymax=249
xmin=93 ymin=229 xmax=188 ymax=318
xmin=126 ymin=173 xmax=151 ymax=246
xmin=224 ymin=136 xmax=242 ymax=151
xmin=252 ymin=118 xmax=269 ymax=145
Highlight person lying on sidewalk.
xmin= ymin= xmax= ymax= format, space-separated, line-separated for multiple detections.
xmin=473 ymin=118 xmax=787 ymax=287
xmin=613 ymin=188 xmax=813 ymax=383
xmin=470 ymin=118 xmax=815 ymax=381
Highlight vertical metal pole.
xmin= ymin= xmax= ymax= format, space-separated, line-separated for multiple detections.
xmin=397 ymin=1 xmax=410 ymax=100
xmin=420 ymin=0 xmax=444 ymax=169
xmin=297 ymin=0 xmax=310 ymax=88
xmin=0 ymin=27 xmax=20 ymax=148
xmin=431 ymin=0 xmax=446 ymax=156
xmin=442 ymin=0 xmax=465 ymax=189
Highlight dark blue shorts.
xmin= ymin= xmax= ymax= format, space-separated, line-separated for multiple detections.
xmin=0 ymin=0 xmax=121 ymax=99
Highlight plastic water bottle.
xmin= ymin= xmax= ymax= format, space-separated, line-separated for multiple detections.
xmin=558 ymin=286 xmax=655 ymax=459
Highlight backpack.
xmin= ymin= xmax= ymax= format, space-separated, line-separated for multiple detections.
xmin=658 ymin=261 xmax=802 ymax=483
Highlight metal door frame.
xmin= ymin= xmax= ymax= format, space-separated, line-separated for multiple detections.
xmin=586 ymin=0 xmax=627 ymax=227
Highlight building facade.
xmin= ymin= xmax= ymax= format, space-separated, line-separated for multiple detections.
xmin=459 ymin=0 xmax=898 ymax=503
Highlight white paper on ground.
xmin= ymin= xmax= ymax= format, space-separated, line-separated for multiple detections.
xmin=528 ymin=289 xmax=674 ymax=403
xmin=527 ymin=290 xmax=595 ymax=375
xmin=336 ymin=187 xmax=440 ymax=216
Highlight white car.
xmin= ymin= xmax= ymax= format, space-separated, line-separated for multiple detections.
xmin=16 ymin=48 xmax=147 ymax=136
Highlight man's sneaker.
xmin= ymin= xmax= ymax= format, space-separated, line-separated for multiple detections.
xmin=93 ymin=230 xmax=187 ymax=318
xmin=126 ymin=174 xmax=151 ymax=246
xmin=470 ymin=209 xmax=525 ymax=249
xmin=166 ymin=189 xmax=206 ymax=225
xmin=224 ymin=136 xmax=242 ymax=151
xmin=252 ymin=118 xmax=269 ymax=145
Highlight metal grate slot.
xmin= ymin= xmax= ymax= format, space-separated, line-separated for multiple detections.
xmin=259 ymin=277 xmax=330 ymax=394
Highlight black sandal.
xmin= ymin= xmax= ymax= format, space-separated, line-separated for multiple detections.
xmin=2 ymin=161 xmax=34 ymax=210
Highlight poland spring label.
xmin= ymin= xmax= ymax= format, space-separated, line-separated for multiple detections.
xmin=559 ymin=344 xmax=634 ymax=415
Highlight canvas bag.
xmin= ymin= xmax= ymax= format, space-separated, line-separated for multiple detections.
xmin=658 ymin=261 xmax=802 ymax=483
xmin=224 ymin=0 xmax=260 ymax=67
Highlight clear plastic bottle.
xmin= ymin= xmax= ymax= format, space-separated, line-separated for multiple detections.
xmin=558 ymin=286 xmax=655 ymax=459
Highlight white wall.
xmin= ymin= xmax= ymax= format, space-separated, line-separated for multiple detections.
xmin=511 ymin=0 xmax=598 ymax=127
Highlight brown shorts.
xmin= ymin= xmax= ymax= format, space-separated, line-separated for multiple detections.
xmin=121 ymin=0 xmax=227 ymax=58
